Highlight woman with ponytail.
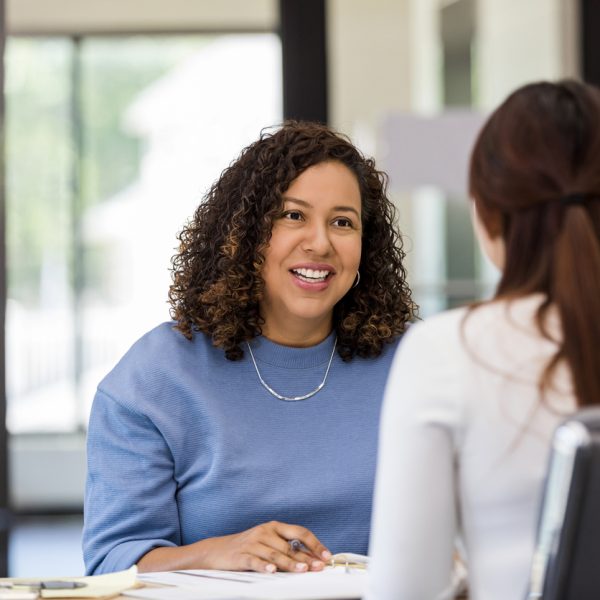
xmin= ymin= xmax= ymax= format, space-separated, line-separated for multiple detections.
xmin=366 ymin=80 xmax=600 ymax=600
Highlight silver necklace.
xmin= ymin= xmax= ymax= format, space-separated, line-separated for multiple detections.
xmin=246 ymin=337 xmax=337 ymax=402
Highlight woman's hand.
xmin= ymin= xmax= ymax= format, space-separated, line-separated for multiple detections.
xmin=198 ymin=521 xmax=332 ymax=572
xmin=137 ymin=521 xmax=332 ymax=573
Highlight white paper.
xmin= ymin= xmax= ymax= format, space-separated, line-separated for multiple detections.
xmin=138 ymin=570 xmax=289 ymax=585
xmin=127 ymin=568 xmax=366 ymax=600
xmin=0 ymin=591 xmax=38 ymax=600
xmin=125 ymin=589 xmax=243 ymax=600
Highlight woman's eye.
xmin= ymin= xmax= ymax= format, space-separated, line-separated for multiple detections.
xmin=333 ymin=217 xmax=353 ymax=228
xmin=283 ymin=210 xmax=303 ymax=221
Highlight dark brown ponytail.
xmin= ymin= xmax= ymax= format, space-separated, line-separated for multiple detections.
xmin=469 ymin=80 xmax=600 ymax=407
xmin=552 ymin=203 xmax=600 ymax=405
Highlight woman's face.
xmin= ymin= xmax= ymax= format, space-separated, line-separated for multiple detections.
xmin=260 ymin=160 xmax=362 ymax=346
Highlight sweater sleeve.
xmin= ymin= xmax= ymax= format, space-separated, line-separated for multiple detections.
xmin=83 ymin=389 xmax=179 ymax=574
xmin=365 ymin=319 xmax=464 ymax=600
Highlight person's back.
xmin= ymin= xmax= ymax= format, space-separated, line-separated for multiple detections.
xmin=367 ymin=80 xmax=600 ymax=600
xmin=370 ymin=297 xmax=575 ymax=599
xmin=455 ymin=298 xmax=574 ymax=598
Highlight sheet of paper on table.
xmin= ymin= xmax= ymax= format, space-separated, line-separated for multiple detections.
xmin=0 ymin=566 xmax=139 ymax=599
xmin=127 ymin=568 xmax=367 ymax=600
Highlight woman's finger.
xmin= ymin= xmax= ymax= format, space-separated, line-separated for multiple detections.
xmin=272 ymin=522 xmax=331 ymax=561
xmin=251 ymin=523 xmax=325 ymax=572
xmin=292 ymin=551 xmax=325 ymax=571
xmin=238 ymin=550 xmax=278 ymax=574
xmin=287 ymin=541 xmax=326 ymax=570
xmin=252 ymin=542 xmax=310 ymax=573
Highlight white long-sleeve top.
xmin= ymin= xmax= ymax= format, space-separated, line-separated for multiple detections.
xmin=367 ymin=295 xmax=576 ymax=600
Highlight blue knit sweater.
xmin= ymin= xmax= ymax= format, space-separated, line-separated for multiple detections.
xmin=83 ymin=323 xmax=400 ymax=574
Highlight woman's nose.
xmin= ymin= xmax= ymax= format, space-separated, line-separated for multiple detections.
xmin=301 ymin=223 xmax=332 ymax=255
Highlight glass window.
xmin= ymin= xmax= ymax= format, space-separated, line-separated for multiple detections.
xmin=5 ymin=38 xmax=76 ymax=432
xmin=6 ymin=33 xmax=282 ymax=433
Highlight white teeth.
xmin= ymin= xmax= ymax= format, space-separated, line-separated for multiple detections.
xmin=292 ymin=268 xmax=331 ymax=281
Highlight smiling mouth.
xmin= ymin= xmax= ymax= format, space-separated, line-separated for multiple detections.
xmin=290 ymin=268 xmax=333 ymax=283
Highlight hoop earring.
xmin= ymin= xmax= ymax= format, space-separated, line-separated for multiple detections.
xmin=352 ymin=271 xmax=361 ymax=288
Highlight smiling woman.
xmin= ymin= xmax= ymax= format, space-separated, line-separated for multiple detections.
xmin=260 ymin=161 xmax=363 ymax=347
xmin=83 ymin=121 xmax=416 ymax=576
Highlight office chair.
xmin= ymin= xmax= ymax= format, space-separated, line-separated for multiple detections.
xmin=526 ymin=407 xmax=600 ymax=599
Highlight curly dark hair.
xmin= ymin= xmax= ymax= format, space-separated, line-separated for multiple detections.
xmin=169 ymin=120 xmax=415 ymax=361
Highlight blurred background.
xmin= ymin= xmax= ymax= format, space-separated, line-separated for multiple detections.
xmin=0 ymin=0 xmax=596 ymax=577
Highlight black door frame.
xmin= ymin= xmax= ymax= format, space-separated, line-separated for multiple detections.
xmin=581 ymin=0 xmax=600 ymax=87
xmin=279 ymin=0 xmax=328 ymax=123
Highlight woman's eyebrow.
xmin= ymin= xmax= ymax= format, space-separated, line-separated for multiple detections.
xmin=282 ymin=196 xmax=311 ymax=207
xmin=282 ymin=196 xmax=360 ymax=217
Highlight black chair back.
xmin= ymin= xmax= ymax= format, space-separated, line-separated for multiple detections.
xmin=527 ymin=407 xmax=600 ymax=599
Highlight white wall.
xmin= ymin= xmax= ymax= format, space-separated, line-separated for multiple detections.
xmin=327 ymin=0 xmax=581 ymax=149
xmin=476 ymin=0 xmax=580 ymax=109
xmin=327 ymin=0 xmax=412 ymax=154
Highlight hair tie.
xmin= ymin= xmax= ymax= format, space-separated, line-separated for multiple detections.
xmin=561 ymin=193 xmax=588 ymax=206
